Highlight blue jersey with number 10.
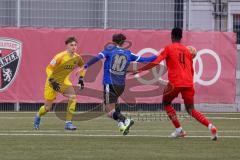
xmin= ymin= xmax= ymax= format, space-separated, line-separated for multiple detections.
xmin=101 ymin=46 xmax=138 ymax=85
xmin=84 ymin=45 xmax=157 ymax=85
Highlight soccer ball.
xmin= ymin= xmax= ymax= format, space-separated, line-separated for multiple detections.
xmin=187 ymin=46 xmax=197 ymax=58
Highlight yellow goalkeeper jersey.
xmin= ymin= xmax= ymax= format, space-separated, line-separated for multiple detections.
xmin=46 ymin=50 xmax=85 ymax=84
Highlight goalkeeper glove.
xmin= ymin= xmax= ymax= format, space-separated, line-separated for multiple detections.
xmin=78 ymin=76 xmax=84 ymax=89
xmin=49 ymin=78 xmax=60 ymax=91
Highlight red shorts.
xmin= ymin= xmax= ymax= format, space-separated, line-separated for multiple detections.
xmin=163 ymin=87 xmax=195 ymax=105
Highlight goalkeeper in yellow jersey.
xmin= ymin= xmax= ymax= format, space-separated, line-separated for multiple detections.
xmin=34 ymin=37 xmax=85 ymax=130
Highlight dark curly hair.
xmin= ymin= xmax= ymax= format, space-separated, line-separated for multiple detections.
xmin=112 ymin=33 xmax=126 ymax=46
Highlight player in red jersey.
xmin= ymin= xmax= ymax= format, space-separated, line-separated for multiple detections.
xmin=135 ymin=28 xmax=218 ymax=140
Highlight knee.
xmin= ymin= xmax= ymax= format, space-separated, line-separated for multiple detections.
xmin=67 ymin=96 xmax=77 ymax=113
xmin=69 ymin=95 xmax=77 ymax=101
xmin=163 ymin=101 xmax=171 ymax=109
xmin=186 ymin=108 xmax=191 ymax=114
xmin=69 ymin=98 xmax=77 ymax=107
xmin=44 ymin=102 xmax=53 ymax=112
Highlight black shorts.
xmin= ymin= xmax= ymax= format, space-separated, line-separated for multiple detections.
xmin=103 ymin=84 xmax=125 ymax=104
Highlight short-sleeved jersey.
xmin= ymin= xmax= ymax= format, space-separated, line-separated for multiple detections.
xmin=100 ymin=46 xmax=140 ymax=85
xmin=46 ymin=51 xmax=84 ymax=83
xmin=140 ymin=42 xmax=193 ymax=87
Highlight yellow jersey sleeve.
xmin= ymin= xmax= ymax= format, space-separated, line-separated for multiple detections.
xmin=78 ymin=55 xmax=84 ymax=67
xmin=78 ymin=55 xmax=86 ymax=77
xmin=46 ymin=52 xmax=65 ymax=78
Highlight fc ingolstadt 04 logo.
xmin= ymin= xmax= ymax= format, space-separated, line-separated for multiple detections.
xmin=0 ymin=38 xmax=22 ymax=92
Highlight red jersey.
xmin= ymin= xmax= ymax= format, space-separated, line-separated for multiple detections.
xmin=139 ymin=42 xmax=194 ymax=87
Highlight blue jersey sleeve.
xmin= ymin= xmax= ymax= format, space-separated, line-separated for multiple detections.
xmin=84 ymin=52 xmax=106 ymax=68
xmin=130 ymin=52 xmax=139 ymax=61
xmin=130 ymin=52 xmax=157 ymax=63
xmin=137 ymin=55 xmax=157 ymax=62
xmin=101 ymin=47 xmax=111 ymax=58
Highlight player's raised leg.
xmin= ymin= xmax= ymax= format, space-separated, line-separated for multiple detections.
xmin=104 ymin=84 xmax=134 ymax=135
xmin=186 ymin=105 xmax=218 ymax=140
xmin=182 ymin=87 xmax=218 ymax=140
xmin=106 ymin=103 xmax=134 ymax=135
xmin=163 ymin=87 xmax=186 ymax=138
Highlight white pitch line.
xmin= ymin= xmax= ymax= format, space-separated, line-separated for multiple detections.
xmin=207 ymin=117 xmax=240 ymax=120
xmin=202 ymin=113 xmax=240 ymax=115
xmin=0 ymin=117 xmax=57 ymax=119
xmin=0 ymin=130 xmax=240 ymax=133
xmin=0 ymin=133 xmax=239 ymax=138
xmin=1 ymin=117 xmax=240 ymax=120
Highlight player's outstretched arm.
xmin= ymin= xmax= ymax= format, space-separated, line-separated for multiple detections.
xmin=130 ymin=49 xmax=168 ymax=74
xmin=84 ymin=53 xmax=105 ymax=69
xmin=137 ymin=55 xmax=164 ymax=73
xmin=77 ymin=56 xmax=86 ymax=89
xmin=136 ymin=55 xmax=157 ymax=63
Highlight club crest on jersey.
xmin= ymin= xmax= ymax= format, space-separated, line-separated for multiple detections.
xmin=0 ymin=38 xmax=22 ymax=92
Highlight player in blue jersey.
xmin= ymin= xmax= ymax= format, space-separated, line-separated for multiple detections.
xmin=82 ymin=33 xmax=157 ymax=135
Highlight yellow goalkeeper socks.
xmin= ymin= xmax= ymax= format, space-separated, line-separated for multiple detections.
xmin=38 ymin=105 xmax=48 ymax=117
xmin=66 ymin=98 xmax=76 ymax=121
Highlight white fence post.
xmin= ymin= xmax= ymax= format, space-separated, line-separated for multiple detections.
xmin=16 ymin=0 xmax=21 ymax=27
xmin=14 ymin=102 xmax=20 ymax=112
xmin=186 ymin=0 xmax=191 ymax=30
xmin=104 ymin=0 xmax=108 ymax=29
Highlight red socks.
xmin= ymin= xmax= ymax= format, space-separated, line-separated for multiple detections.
xmin=165 ymin=106 xmax=210 ymax=129
xmin=191 ymin=109 xmax=210 ymax=127
xmin=165 ymin=105 xmax=181 ymax=128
